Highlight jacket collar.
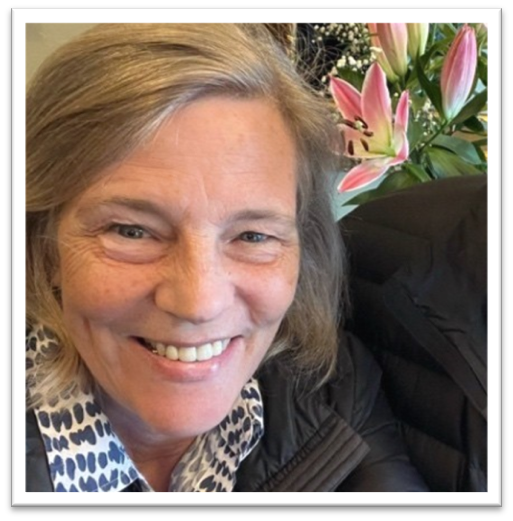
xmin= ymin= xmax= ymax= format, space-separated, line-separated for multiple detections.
xmin=234 ymin=359 xmax=370 ymax=492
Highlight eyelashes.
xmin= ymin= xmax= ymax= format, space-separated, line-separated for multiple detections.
xmin=107 ymin=223 xmax=151 ymax=240
xmin=236 ymin=231 xmax=271 ymax=244
xmin=105 ymin=222 xmax=274 ymax=244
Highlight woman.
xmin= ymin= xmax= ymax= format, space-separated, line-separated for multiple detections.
xmin=26 ymin=23 xmax=428 ymax=492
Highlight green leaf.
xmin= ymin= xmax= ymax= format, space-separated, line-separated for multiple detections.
xmin=407 ymin=118 xmax=426 ymax=150
xmin=429 ymin=56 xmax=446 ymax=72
xmin=336 ymin=69 xmax=365 ymax=91
xmin=451 ymin=89 xmax=488 ymax=125
xmin=438 ymin=23 xmax=459 ymax=39
xmin=342 ymin=169 xmax=423 ymax=206
xmin=415 ymin=57 xmax=443 ymax=116
xmin=463 ymin=115 xmax=486 ymax=133
xmin=378 ymin=169 xmax=423 ymax=191
xmin=403 ymin=163 xmax=433 ymax=182
xmin=471 ymin=138 xmax=488 ymax=148
xmin=343 ymin=188 xmax=380 ymax=206
xmin=422 ymin=35 xmax=455 ymax=70
xmin=406 ymin=37 xmax=452 ymax=89
xmin=426 ymin=146 xmax=484 ymax=178
xmin=432 ymin=134 xmax=483 ymax=165
xmin=472 ymin=139 xmax=488 ymax=162
xmin=477 ymin=56 xmax=488 ymax=87
xmin=408 ymin=91 xmax=427 ymax=113
xmin=405 ymin=68 xmax=419 ymax=90
xmin=417 ymin=40 xmax=449 ymax=71
xmin=427 ymin=23 xmax=438 ymax=48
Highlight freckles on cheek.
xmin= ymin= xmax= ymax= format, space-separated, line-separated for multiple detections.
xmin=58 ymin=248 xmax=141 ymax=322
xmin=247 ymin=265 xmax=299 ymax=324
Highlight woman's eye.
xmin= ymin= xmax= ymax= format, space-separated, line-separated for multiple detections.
xmin=110 ymin=224 xmax=149 ymax=239
xmin=239 ymin=231 xmax=269 ymax=243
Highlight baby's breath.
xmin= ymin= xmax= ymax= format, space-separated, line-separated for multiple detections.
xmin=311 ymin=23 xmax=375 ymax=83
xmin=414 ymin=98 xmax=440 ymax=136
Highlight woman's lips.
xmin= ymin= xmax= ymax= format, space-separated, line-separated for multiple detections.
xmin=132 ymin=336 xmax=242 ymax=383
xmin=138 ymin=337 xmax=231 ymax=362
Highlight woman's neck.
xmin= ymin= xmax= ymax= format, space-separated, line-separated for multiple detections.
xmin=97 ymin=390 xmax=195 ymax=492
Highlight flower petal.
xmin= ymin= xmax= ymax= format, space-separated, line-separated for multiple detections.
xmin=361 ymin=63 xmax=393 ymax=153
xmin=338 ymin=158 xmax=393 ymax=192
xmin=342 ymin=127 xmax=387 ymax=159
xmin=329 ymin=76 xmax=362 ymax=121
xmin=390 ymin=134 xmax=409 ymax=165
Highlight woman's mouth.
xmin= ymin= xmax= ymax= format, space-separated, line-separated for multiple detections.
xmin=137 ymin=337 xmax=231 ymax=363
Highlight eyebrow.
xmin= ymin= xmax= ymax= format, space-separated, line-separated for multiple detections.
xmin=75 ymin=197 xmax=170 ymax=222
xmin=225 ymin=206 xmax=296 ymax=222
xmin=76 ymin=197 xmax=297 ymax=229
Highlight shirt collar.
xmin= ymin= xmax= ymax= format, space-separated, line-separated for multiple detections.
xmin=27 ymin=324 xmax=264 ymax=492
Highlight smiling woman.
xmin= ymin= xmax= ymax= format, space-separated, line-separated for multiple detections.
xmin=55 ymin=98 xmax=300 ymax=487
xmin=26 ymin=23 xmax=428 ymax=493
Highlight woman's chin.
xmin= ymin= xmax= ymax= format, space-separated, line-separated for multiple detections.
xmin=101 ymin=385 xmax=240 ymax=444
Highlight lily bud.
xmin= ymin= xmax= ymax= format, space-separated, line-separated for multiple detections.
xmin=407 ymin=23 xmax=429 ymax=59
xmin=368 ymin=23 xmax=408 ymax=82
xmin=441 ymin=24 xmax=478 ymax=121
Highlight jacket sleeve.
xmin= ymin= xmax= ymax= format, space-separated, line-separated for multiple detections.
xmin=333 ymin=333 xmax=430 ymax=492
xmin=340 ymin=176 xmax=487 ymax=491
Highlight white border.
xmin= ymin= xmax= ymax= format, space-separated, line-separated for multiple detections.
xmin=12 ymin=8 xmax=502 ymax=507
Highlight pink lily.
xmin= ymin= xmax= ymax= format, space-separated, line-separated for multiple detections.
xmin=368 ymin=23 xmax=408 ymax=82
xmin=441 ymin=24 xmax=477 ymax=121
xmin=330 ymin=63 xmax=409 ymax=192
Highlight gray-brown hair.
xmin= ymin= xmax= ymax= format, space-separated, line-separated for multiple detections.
xmin=26 ymin=23 xmax=346 ymax=405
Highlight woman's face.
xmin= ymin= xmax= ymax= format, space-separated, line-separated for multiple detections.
xmin=56 ymin=97 xmax=300 ymax=443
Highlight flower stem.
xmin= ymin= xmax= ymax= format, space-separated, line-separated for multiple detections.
xmin=415 ymin=119 xmax=450 ymax=155
xmin=391 ymin=79 xmax=406 ymax=95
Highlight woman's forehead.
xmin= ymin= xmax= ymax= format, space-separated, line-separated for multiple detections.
xmin=64 ymin=97 xmax=298 ymax=222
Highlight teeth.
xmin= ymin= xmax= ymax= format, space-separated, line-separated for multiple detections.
xmin=165 ymin=345 xmax=178 ymax=360
xmin=147 ymin=338 xmax=231 ymax=363
xmin=197 ymin=343 xmax=213 ymax=361
xmin=212 ymin=340 xmax=223 ymax=356
xmin=178 ymin=348 xmax=196 ymax=362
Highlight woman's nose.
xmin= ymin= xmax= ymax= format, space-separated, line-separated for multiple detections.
xmin=154 ymin=240 xmax=235 ymax=324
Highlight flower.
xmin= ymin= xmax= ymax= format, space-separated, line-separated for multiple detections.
xmin=441 ymin=24 xmax=478 ymax=121
xmin=330 ymin=63 xmax=409 ymax=192
xmin=368 ymin=23 xmax=408 ymax=82
xmin=407 ymin=23 xmax=429 ymax=59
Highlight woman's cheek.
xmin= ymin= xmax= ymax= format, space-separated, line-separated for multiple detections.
xmin=239 ymin=251 xmax=299 ymax=324
xmin=58 ymin=245 xmax=149 ymax=321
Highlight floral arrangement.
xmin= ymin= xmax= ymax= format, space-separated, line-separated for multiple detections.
xmin=310 ymin=23 xmax=488 ymax=203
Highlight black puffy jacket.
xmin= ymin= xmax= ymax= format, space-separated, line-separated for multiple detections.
xmin=340 ymin=175 xmax=487 ymax=491
xmin=235 ymin=332 xmax=428 ymax=491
